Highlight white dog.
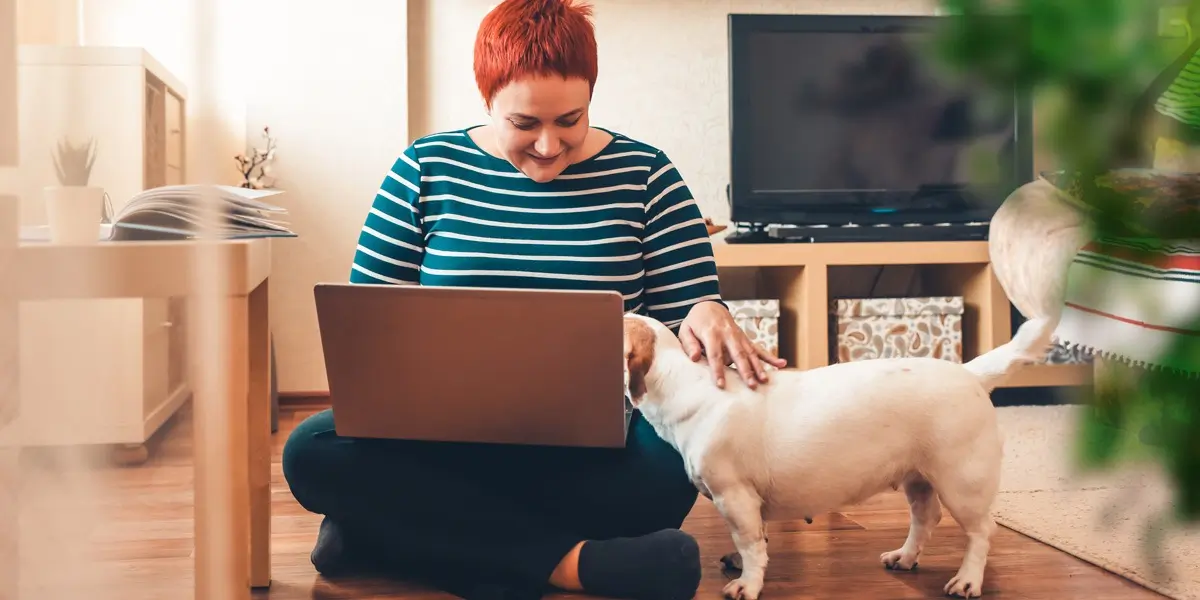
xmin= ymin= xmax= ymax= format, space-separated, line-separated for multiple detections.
xmin=621 ymin=312 xmax=1052 ymax=600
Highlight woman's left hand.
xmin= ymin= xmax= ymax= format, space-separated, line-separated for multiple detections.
xmin=677 ymin=301 xmax=788 ymax=389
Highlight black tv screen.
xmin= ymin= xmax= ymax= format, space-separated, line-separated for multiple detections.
xmin=728 ymin=14 xmax=1032 ymax=227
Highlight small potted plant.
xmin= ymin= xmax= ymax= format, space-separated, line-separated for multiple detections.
xmin=44 ymin=136 xmax=107 ymax=244
xmin=235 ymin=126 xmax=277 ymax=189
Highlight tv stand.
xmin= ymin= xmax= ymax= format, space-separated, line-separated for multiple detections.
xmin=710 ymin=239 xmax=1091 ymax=389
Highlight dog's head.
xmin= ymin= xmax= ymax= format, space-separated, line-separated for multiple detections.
xmin=622 ymin=314 xmax=660 ymax=405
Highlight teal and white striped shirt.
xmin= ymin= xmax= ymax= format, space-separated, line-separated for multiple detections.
xmin=350 ymin=126 xmax=724 ymax=330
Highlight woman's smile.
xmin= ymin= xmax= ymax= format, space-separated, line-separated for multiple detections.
xmin=528 ymin=152 xmax=562 ymax=166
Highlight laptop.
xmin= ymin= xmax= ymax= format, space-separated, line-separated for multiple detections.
xmin=313 ymin=283 xmax=633 ymax=448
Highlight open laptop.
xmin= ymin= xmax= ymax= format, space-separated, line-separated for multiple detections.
xmin=313 ymin=283 xmax=633 ymax=448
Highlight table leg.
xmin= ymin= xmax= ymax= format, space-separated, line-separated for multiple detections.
xmin=193 ymin=291 xmax=250 ymax=600
xmin=1 ymin=4 xmax=19 ymax=582
xmin=0 ymin=448 xmax=16 ymax=600
xmin=248 ymin=280 xmax=271 ymax=588
xmin=1 ymin=194 xmax=18 ymax=600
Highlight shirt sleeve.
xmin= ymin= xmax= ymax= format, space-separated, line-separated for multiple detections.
xmin=640 ymin=150 xmax=725 ymax=330
xmin=349 ymin=144 xmax=425 ymax=285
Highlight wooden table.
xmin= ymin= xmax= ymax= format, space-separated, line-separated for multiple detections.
xmin=0 ymin=204 xmax=273 ymax=600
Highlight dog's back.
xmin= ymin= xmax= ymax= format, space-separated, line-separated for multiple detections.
xmin=710 ymin=315 xmax=1046 ymax=486
xmin=753 ymin=316 xmax=1047 ymax=503
xmin=749 ymin=356 xmax=997 ymax=515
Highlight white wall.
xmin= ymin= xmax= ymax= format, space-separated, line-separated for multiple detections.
xmin=79 ymin=0 xmax=197 ymax=80
xmin=14 ymin=0 xmax=79 ymax=46
xmin=240 ymin=0 xmax=410 ymax=393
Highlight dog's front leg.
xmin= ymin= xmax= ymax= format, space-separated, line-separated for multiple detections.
xmin=713 ymin=486 xmax=768 ymax=600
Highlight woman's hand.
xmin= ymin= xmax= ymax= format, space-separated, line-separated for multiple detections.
xmin=677 ymin=301 xmax=788 ymax=389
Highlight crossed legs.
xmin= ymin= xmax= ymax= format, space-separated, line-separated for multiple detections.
xmin=281 ymin=408 xmax=703 ymax=599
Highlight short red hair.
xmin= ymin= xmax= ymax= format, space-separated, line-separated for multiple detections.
xmin=473 ymin=0 xmax=599 ymax=109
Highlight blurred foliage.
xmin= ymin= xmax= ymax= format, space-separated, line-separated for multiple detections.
xmin=930 ymin=0 xmax=1200 ymax=528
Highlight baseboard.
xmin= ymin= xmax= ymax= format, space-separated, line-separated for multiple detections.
xmin=279 ymin=391 xmax=330 ymax=408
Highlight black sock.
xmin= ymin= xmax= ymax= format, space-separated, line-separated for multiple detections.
xmin=311 ymin=516 xmax=351 ymax=575
xmin=577 ymin=529 xmax=702 ymax=600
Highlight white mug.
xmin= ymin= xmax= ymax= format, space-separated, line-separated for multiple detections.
xmin=43 ymin=186 xmax=106 ymax=244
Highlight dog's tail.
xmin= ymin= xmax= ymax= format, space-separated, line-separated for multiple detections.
xmin=964 ymin=316 xmax=1055 ymax=392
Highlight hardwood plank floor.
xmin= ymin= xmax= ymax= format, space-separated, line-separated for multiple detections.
xmin=13 ymin=402 xmax=1168 ymax=599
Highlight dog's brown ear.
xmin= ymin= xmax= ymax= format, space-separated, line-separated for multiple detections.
xmin=623 ymin=317 xmax=656 ymax=402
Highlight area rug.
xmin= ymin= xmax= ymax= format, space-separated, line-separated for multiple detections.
xmin=994 ymin=404 xmax=1200 ymax=600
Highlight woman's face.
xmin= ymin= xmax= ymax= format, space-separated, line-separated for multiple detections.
xmin=486 ymin=75 xmax=593 ymax=182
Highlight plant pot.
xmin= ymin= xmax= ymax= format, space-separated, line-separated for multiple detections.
xmin=43 ymin=185 xmax=106 ymax=244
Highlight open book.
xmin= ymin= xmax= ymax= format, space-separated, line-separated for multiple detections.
xmin=107 ymin=184 xmax=297 ymax=241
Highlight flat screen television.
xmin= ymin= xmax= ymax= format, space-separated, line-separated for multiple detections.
xmin=727 ymin=14 xmax=1033 ymax=232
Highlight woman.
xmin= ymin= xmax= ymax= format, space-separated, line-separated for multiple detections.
xmin=282 ymin=1 xmax=784 ymax=598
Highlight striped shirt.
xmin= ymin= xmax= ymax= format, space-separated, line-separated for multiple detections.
xmin=349 ymin=126 xmax=724 ymax=330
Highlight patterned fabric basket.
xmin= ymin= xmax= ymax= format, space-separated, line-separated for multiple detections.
xmin=831 ymin=296 xmax=964 ymax=364
xmin=727 ymin=299 xmax=780 ymax=358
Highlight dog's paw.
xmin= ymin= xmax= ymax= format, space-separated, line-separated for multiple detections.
xmin=723 ymin=577 xmax=762 ymax=600
xmin=720 ymin=551 xmax=743 ymax=573
xmin=880 ymin=548 xmax=919 ymax=571
xmin=944 ymin=572 xmax=984 ymax=598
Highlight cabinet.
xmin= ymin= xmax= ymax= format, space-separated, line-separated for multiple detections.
xmin=5 ymin=297 xmax=190 ymax=463
xmin=0 ymin=46 xmax=190 ymax=463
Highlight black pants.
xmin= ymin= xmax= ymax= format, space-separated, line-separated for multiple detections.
xmin=281 ymin=408 xmax=699 ymax=597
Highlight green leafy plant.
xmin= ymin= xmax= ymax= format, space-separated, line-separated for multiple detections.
xmin=51 ymin=136 xmax=98 ymax=187
xmin=930 ymin=0 xmax=1200 ymax=525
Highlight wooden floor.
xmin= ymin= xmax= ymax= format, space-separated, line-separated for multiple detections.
xmin=12 ymin=401 xmax=1168 ymax=600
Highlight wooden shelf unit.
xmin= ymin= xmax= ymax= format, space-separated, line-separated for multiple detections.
xmin=0 ymin=46 xmax=191 ymax=463
xmin=712 ymin=240 xmax=1092 ymax=389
